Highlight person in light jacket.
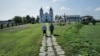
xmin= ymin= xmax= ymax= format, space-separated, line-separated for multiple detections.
xmin=42 ymin=24 xmax=47 ymax=36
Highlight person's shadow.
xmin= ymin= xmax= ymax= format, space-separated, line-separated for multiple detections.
xmin=53 ymin=34 xmax=60 ymax=37
xmin=45 ymin=34 xmax=60 ymax=37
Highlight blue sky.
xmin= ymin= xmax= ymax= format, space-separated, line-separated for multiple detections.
xmin=0 ymin=0 xmax=100 ymax=20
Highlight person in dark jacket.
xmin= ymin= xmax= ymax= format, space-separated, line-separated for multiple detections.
xmin=49 ymin=24 xmax=54 ymax=35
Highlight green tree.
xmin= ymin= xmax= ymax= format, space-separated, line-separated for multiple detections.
xmin=55 ymin=15 xmax=59 ymax=21
xmin=13 ymin=16 xmax=23 ymax=24
xmin=31 ymin=17 xmax=35 ymax=24
xmin=26 ymin=15 xmax=31 ymax=23
xmin=22 ymin=17 xmax=27 ymax=24
xmin=36 ymin=16 xmax=39 ymax=23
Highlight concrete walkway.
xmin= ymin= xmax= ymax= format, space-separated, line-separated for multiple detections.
xmin=39 ymin=23 xmax=65 ymax=56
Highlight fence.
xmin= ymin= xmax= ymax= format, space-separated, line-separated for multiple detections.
xmin=0 ymin=23 xmax=22 ymax=29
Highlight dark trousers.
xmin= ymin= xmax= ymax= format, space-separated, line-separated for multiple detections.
xmin=50 ymin=30 xmax=53 ymax=35
xmin=43 ymin=30 xmax=46 ymax=34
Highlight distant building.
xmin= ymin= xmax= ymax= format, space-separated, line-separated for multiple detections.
xmin=82 ymin=15 xmax=94 ymax=20
xmin=39 ymin=7 xmax=54 ymax=22
xmin=65 ymin=15 xmax=82 ymax=22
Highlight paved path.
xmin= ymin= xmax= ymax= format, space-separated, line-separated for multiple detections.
xmin=39 ymin=23 xmax=65 ymax=56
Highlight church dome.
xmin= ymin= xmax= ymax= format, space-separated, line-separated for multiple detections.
xmin=44 ymin=12 xmax=49 ymax=15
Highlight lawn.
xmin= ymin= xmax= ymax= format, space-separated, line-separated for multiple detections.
xmin=0 ymin=23 xmax=100 ymax=56
xmin=79 ymin=23 xmax=100 ymax=54
xmin=54 ymin=23 xmax=100 ymax=56
xmin=54 ymin=23 xmax=73 ymax=55
xmin=0 ymin=24 xmax=43 ymax=56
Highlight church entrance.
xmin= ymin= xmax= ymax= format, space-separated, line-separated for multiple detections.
xmin=45 ymin=16 xmax=48 ymax=22
xmin=46 ymin=19 xmax=48 ymax=22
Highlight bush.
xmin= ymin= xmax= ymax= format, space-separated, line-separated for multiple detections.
xmin=81 ymin=19 xmax=89 ymax=25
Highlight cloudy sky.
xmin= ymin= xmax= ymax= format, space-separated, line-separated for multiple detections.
xmin=0 ymin=0 xmax=100 ymax=20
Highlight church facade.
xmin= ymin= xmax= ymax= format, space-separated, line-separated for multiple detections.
xmin=39 ymin=7 xmax=54 ymax=22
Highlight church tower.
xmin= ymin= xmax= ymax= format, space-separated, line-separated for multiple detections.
xmin=49 ymin=7 xmax=53 ymax=22
xmin=40 ymin=7 xmax=43 ymax=22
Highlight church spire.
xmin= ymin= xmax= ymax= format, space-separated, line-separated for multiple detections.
xmin=40 ymin=7 xmax=43 ymax=11
xmin=50 ymin=7 xmax=53 ymax=11
xmin=49 ymin=7 xmax=53 ymax=21
xmin=49 ymin=7 xmax=53 ymax=14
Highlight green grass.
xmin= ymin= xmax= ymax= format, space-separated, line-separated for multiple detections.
xmin=54 ymin=23 xmax=73 ymax=55
xmin=1 ymin=23 xmax=100 ymax=56
xmin=54 ymin=23 xmax=100 ymax=56
xmin=79 ymin=23 xmax=100 ymax=53
xmin=0 ymin=24 xmax=43 ymax=56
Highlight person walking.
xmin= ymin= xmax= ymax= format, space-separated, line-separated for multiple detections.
xmin=49 ymin=23 xmax=54 ymax=35
xmin=42 ymin=24 xmax=47 ymax=36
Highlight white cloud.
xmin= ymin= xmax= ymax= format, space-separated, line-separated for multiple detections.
xmin=43 ymin=6 xmax=51 ymax=12
xmin=52 ymin=0 xmax=65 ymax=2
xmin=95 ymin=7 xmax=100 ymax=12
xmin=86 ymin=7 xmax=93 ymax=10
xmin=60 ymin=7 xmax=72 ymax=11
xmin=45 ymin=6 xmax=49 ymax=9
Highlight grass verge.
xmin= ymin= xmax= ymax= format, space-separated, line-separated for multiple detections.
xmin=54 ymin=23 xmax=100 ymax=56
xmin=0 ymin=24 xmax=42 ymax=56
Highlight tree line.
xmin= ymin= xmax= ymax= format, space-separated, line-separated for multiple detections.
xmin=0 ymin=15 xmax=40 ymax=29
xmin=12 ymin=15 xmax=39 ymax=24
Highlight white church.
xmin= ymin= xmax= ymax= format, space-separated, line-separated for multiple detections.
xmin=39 ymin=7 xmax=54 ymax=22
